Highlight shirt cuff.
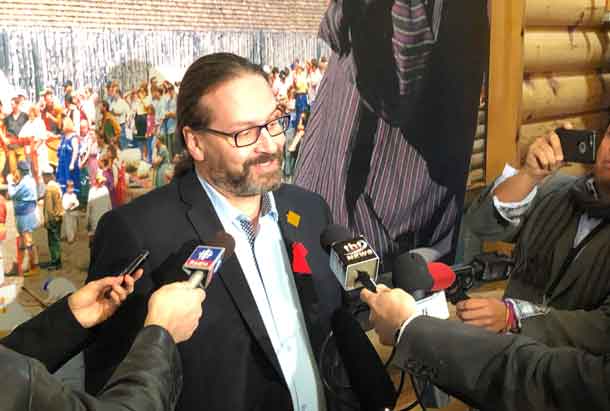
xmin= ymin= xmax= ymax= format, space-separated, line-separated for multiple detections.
xmin=491 ymin=164 xmax=538 ymax=224
xmin=504 ymin=297 xmax=550 ymax=331
xmin=395 ymin=314 xmax=421 ymax=345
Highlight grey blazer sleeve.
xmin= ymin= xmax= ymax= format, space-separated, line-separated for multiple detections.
xmin=464 ymin=172 xmax=577 ymax=242
xmin=519 ymin=293 xmax=610 ymax=355
xmin=392 ymin=316 xmax=609 ymax=411
xmin=25 ymin=325 xmax=182 ymax=411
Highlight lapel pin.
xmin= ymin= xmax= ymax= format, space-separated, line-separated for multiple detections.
xmin=287 ymin=210 xmax=301 ymax=228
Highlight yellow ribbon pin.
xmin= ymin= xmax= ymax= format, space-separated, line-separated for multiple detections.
xmin=287 ymin=210 xmax=301 ymax=228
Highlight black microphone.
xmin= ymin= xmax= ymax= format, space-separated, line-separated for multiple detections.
xmin=392 ymin=252 xmax=457 ymax=300
xmin=331 ymin=307 xmax=397 ymax=411
xmin=320 ymin=224 xmax=380 ymax=293
xmin=181 ymin=232 xmax=235 ymax=289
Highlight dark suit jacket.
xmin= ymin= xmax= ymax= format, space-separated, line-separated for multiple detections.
xmin=1 ymin=297 xmax=182 ymax=411
xmin=85 ymin=170 xmax=348 ymax=411
xmin=394 ymin=316 xmax=609 ymax=411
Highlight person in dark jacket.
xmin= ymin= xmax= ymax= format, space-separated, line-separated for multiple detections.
xmin=1 ymin=269 xmax=205 ymax=411
xmin=361 ymin=285 xmax=610 ymax=411
xmin=458 ymin=125 xmax=610 ymax=354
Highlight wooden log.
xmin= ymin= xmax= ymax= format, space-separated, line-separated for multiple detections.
xmin=477 ymin=109 xmax=486 ymax=125
xmin=473 ymin=137 xmax=485 ymax=154
xmin=521 ymin=72 xmax=610 ymax=123
xmin=469 ymin=152 xmax=484 ymax=171
xmin=524 ymin=29 xmax=610 ymax=73
xmin=467 ymin=169 xmax=485 ymax=187
xmin=474 ymin=124 xmax=486 ymax=140
xmin=525 ymin=0 xmax=607 ymax=27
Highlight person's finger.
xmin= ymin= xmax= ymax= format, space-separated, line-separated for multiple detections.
xmin=548 ymin=132 xmax=564 ymax=162
xmin=110 ymin=283 xmax=129 ymax=302
xmin=131 ymin=268 xmax=144 ymax=283
xmin=464 ymin=318 xmax=494 ymax=328
xmin=91 ymin=276 xmax=123 ymax=292
xmin=376 ymin=284 xmax=390 ymax=292
xmin=458 ymin=308 xmax=490 ymax=322
xmin=533 ymin=148 xmax=550 ymax=171
xmin=122 ymin=274 xmax=137 ymax=294
xmin=563 ymin=122 xmax=574 ymax=130
xmin=360 ymin=288 xmax=376 ymax=305
xmin=108 ymin=290 xmax=122 ymax=306
xmin=456 ymin=298 xmax=490 ymax=311
xmin=539 ymin=142 xmax=558 ymax=169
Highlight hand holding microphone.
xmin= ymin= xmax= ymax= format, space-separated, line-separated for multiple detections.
xmin=361 ymin=285 xmax=416 ymax=346
xmin=144 ymin=282 xmax=206 ymax=343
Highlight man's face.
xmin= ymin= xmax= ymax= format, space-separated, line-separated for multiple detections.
xmin=594 ymin=127 xmax=610 ymax=193
xmin=11 ymin=99 xmax=20 ymax=113
xmin=192 ymin=73 xmax=284 ymax=198
xmin=44 ymin=93 xmax=53 ymax=105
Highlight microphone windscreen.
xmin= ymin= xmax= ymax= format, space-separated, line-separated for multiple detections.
xmin=427 ymin=262 xmax=457 ymax=291
xmin=392 ymin=252 xmax=433 ymax=293
xmin=320 ymin=224 xmax=353 ymax=250
xmin=331 ymin=308 xmax=396 ymax=410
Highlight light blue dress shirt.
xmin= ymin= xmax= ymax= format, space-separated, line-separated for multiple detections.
xmin=197 ymin=174 xmax=326 ymax=411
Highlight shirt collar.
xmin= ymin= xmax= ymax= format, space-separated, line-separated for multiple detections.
xmin=196 ymin=172 xmax=278 ymax=224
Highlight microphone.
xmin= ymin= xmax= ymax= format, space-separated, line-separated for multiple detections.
xmin=320 ymin=224 xmax=380 ymax=293
xmin=393 ymin=252 xmax=456 ymax=298
xmin=183 ymin=232 xmax=236 ymax=289
xmin=331 ymin=308 xmax=397 ymax=411
xmin=392 ymin=252 xmax=456 ymax=319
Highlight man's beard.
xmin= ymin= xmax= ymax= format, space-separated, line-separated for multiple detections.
xmin=205 ymin=150 xmax=283 ymax=197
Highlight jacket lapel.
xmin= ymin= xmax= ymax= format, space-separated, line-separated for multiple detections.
xmin=274 ymin=190 xmax=326 ymax=360
xmin=546 ymin=216 xmax=580 ymax=302
xmin=178 ymin=171 xmax=284 ymax=378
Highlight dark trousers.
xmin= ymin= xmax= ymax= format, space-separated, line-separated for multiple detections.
xmin=46 ymin=219 xmax=62 ymax=265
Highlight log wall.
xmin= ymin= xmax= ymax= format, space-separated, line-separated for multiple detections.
xmin=517 ymin=0 xmax=609 ymax=174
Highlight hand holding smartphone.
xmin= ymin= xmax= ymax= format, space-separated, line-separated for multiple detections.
xmin=104 ymin=250 xmax=149 ymax=299
xmin=555 ymin=128 xmax=597 ymax=164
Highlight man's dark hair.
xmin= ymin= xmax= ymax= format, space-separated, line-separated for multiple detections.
xmin=174 ymin=53 xmax=266 ymax=177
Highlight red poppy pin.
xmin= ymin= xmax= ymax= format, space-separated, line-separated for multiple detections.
xmin=291 ymin=242 xmax=312 ymax=275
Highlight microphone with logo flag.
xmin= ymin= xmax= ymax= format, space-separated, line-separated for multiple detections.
xmin=182 ymin=232 xmax=236 ymax=289
xmin=319 ymin=225 xmax=396 ymax=410
xmin=320 ymin=224 xmax=380 ymax=293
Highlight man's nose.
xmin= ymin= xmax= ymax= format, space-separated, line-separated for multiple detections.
xmin=257 ymin=127 xmax=281 ymax=151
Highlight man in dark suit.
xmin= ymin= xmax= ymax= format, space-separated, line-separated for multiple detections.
xmin=85 ymin=53 xmax=349 ymax=411
xmin=361 ymin=285 xmax=609 ymax=411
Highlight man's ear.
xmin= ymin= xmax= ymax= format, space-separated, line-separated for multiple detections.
xmin=183 ymin=127 xmax=205 ymax=161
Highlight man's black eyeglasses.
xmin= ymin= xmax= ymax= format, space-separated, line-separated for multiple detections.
xmin=193 ymin=115 xmax=291 ymax=148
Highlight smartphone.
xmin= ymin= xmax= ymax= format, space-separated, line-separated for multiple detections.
xmin=555 ymin=128 xmax=597 ymax=164
xmin=120 ymin=250 xmax=150 ymax=277
xmin=104 ymin=250 xmax=149 ymax=299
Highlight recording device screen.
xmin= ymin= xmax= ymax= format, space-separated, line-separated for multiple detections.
xmin=555 ymin=127 xmax=596 ymax=164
